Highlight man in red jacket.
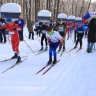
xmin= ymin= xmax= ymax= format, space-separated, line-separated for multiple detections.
xmin=0 ymin=17 xmax=22 ymax=63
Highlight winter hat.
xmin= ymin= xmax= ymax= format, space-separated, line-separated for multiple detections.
xmin=78 ymin=22 xmax=82 ymax=26
xmin=46 ymin=26 xmax=54 ymax=35
xmin=46 ymin=26 xmax=52 ymax=32
xmin=6 ymin=17 xmax=12 ymax=22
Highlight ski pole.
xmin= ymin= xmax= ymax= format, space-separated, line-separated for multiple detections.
xmin=23 ymin=40 xmax=35 ymax=53
xmin=65 ymin=50 xmax=71 ymax=56
xmin=70 ymin=36 xmax=73 ymax=42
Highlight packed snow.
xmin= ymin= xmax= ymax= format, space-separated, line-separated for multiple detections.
xmin=38 ymin=10 xmax=51 ymax=17
xmin=68 ymin=15 xmax=75 ymax=20
xmin=75 ymin=17 xmax=82 ymax=21
xmin=0 ymin=27 xmax=96 ymax=96
xmin=57 ymin=13 xmax=67 ymax=19
xmin=1 ymin=3 xmax=21 ymax=13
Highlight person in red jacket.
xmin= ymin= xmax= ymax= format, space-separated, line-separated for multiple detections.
xmin=66 ymin=21 xmax=71 ymax=40
xmin=0 ymin=17 xmax=22 ymax=63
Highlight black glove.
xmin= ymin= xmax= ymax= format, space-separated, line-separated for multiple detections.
xmin=13 ymin=28 xmax=16 ymax=30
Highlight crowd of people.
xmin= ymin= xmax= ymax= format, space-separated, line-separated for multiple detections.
xmin=34 ymin=18 xmax=96 ymax=64
xmin=0 ymin=14 xmax=96 ymax=64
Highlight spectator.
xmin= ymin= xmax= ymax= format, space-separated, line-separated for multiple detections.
xmin=0 ymin=15 xmax=6 ymax=43
xmin=87 ymin=18 xmax=96 ymax=53
xmin=18 ymin=15 xmax=25 ymax=41
xmin=27 ymin=19 xmax=34 ymax=40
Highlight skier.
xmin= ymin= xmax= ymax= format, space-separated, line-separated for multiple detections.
xmin=49 ymin=19 xmax=56 ymax=30
xmin=0 ymin=17 xmax=22 ymax=63
xmin=46 ymin=26 xmax=63 ymax=64
xmin=34 ymin=22 xmax=48 ymax=51
xmin=56 ymin=19 xmax=66 ymax=52
xmin=74 ymin=22 xmax=84 ymax=49
xmin=66 ymin=21 xmax=71 ymax=40
xmin=35 ymin=21 xmax=41 ymax=37
xmin=72 ymin=21 xmax=77 ymax=42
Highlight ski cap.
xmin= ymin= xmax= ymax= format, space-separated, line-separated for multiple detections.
xmin=77 ymin=22 xmax=82 ymax=26
xmin=46 ymin=26 xmax=52 ymax=32
xmin=46 ymin=26 xmax=54 ymax=35
xmin=6 ymin=17 xmax=12 ymax=22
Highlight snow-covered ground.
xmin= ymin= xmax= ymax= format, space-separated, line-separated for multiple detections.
xmin=0 ymin=27 xmax=96 ymax=96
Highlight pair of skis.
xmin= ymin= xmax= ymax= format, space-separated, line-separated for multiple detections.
xmin=1 ymin=56 xmax=28 ymax=73
xmin=58 ymin=50 xmax=71 ymax=57
xmin=58 ymin=49 xmax=65 ymax=57
xmin=68 ymin=47 xmax=82 ymax=53
xmin=0 ymin=56 xmax=27 ymax=63
xmin=35 ymin=50 xmax=48 ymax=55
xmin=36 ymin=60 xmax=60 ymax=75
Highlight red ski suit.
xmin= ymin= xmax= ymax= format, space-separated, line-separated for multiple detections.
xmin=0 ymin=23 xmax=22 ymax=53
xmin=66 ymin=22 xmax=71 ymax=38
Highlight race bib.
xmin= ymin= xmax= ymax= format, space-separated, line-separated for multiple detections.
xmin=9 ymin=31 xmax=14 ymax=34
xmin=42 ymin=30 xmax=46 ymax=34
xmin=78 ymin=31 xmax=83 ymax=33
xmin=59 ymin=27 xmax=63 ymax=31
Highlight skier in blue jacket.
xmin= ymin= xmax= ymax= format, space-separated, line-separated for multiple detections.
xmin=74 ymin=22 xmax=84 ymax=49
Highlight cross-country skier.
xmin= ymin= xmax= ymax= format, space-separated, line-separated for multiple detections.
xmin=74 ymin=22 xmax=84 ymax=49
xmin=56 ymin=19 xmax=66 ymax=52
xmin=46 ymin=26 xmax=63 ymax=64
xmin=34 ymin=22 xmax=48 ymax=51
xmin=0 ymin=17 xmax=22 ymax=63
xmin=66 ymin=21 xmax=71 ymax=40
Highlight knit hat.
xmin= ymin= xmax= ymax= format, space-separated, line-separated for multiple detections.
xmin=46 ymin=26 xmax=52 ymax=32
xmin=78 ymin=22 xmax=82 ymax=26
xmin=6 ymin=17 xmax=12 ymax=22
xmin=46 ymin=26 xmax=54 ymax=35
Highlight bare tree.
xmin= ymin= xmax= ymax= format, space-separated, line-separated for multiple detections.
xmin=86 ymin=0 xmax=91 ymax=13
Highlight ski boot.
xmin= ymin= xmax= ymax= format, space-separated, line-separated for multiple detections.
xmin=53 ymin=58 xmax=57 ymax=65
xmin=86 ymin=48 xmax=91 ymax=53
xmin=39 ymin=46 xmax=43 ymax=51
xmin=47 ymin=57 xmax=52 ymax=65
xmin=44 ymin=46 xmax=48 ymax=51
xmin=11 ymin=53 xmax=18 ymax=59
xmin=74 ymin=45 xmax=77 ymax=49
xmin=79 ymin=46 xmax=82 ymax=49
xmin=63 ymin=48 xmax=65 ymax=52
xmin=16 ymin=56 xmax=21 ymax=64
xmin=63 ymin=46 xmax=65 ymax=51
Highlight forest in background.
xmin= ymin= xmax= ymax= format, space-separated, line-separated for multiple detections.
xmin=0 ymin=0 xmax=96 ymax=23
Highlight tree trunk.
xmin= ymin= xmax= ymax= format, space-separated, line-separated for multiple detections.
xmin=35 ymin=0 xmax=37 ymax=22
xmin=29 ymin=0 xmax=31 ymax=19
xmin=79 ymin=0 xmax=84 ymax=17
xmin=56 ymin=0 xmax=59 ymax=21
xmin=53 ymin=0 xmax=56 ymax=19
xmin=46 ymin=0 xmax=48 ymax=10
xmin=86 ymin=0 xmax=91 ymax=13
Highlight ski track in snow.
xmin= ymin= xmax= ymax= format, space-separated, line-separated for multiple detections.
xmin=0 ymin=28 xmax=96 ymax=96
